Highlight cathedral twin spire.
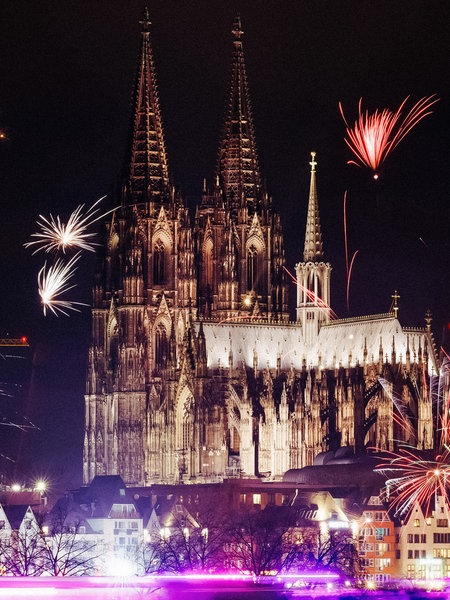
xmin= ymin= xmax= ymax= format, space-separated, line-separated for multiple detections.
xmin=124 ymin=10 xmax=273 ymax=219
xmin=216 ymin=16 xmax=264 ymax=214
xmin=124 ymin=7 xmax=170 ymax=206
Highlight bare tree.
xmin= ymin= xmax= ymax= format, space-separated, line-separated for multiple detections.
xmin=42 ymin=507 xmax=103 ymax=576
xmin=314 ymin=527 xmax=362 ymax=578
xmin=287 ymin=524 xmax=361 ymax=579
xmin=224 ymin=506 xmax=296 ymax=576
xmin=0 ymin=521 xmax=45 ymax=576
xmin=140 ymin=494 xmax=229 ymax=574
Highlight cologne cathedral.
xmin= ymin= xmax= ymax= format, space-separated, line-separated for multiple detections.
xmin=83 ymin=11 xmax=438 ymax=486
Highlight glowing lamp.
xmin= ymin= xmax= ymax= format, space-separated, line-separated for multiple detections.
xmin=35 ymin=480 xmax=47 ymax=492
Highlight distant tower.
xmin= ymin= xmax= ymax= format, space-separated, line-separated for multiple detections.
xmin=195 ymin=16 xmax=288 ymax=322
xmin=295 ymin=153 xmax=332 ymax=344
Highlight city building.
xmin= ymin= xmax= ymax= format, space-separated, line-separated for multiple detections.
xmin=84 ymin=10 xmax=440 ymax=487
xmin=395 ymin=494 xmax=450 ymax=582
xmin=356 ymin=495 xmax=396 ymax=585
xmin=48 ymin=475 xmax=143 ymax=575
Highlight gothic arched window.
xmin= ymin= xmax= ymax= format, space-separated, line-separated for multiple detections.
xmin=204 ymin=242 xmax=213 ymax=290
xmin=247 ymin=245 xmax=258 ymax=291
xmin=154 ymin=242 xmax=165 ymax=285
xmin=155 ymin=325 xmax=168 ymax=371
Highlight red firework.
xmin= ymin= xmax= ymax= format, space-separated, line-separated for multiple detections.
xmin=375 ymin=359 xmax=450 ymax=518
xmin=376 ymin=444 xmax=450 ymax=519
xmin=339 ymin=95 xmax=439 ymax=178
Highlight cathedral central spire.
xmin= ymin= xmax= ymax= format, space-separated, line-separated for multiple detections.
xmin=216 ymin=16 xmax=262 ymax=213
xmin=303 ymin=151 xmax=324 ymax=262
xmin=124 ymin=7 xmax=170 ymax=206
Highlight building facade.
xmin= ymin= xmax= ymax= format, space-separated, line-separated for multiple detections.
xmin=84 ymin=11 xmax=439 ymax=486
xmin=395 ymin=494 xmax=450 ymax=582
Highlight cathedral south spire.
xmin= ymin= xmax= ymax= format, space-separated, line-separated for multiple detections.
xmin=124 ymin=7 xmax=170 ymax=206
xmin=216 ymin=15 xmax=262 ymax=214
xmin=303 ymin=152 xmax=324 ymax=262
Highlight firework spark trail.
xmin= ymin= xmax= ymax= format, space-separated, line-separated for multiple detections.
xmin=378 ymin=377 xmax=412 ymax=427
xmin=346 ymin=251 xmax=359 ymax=313
xmin=339 ymin=95 xmax=439 ymax=178
xmin=283 ymin=266 xmax=338 ymax=320
xmin=25 ymin=196 xmax=116 ymax=254
xmin=343 ymin=191 xmax=359 ymax=313
xmin=38 ymin=252 xmax=87 ymax=316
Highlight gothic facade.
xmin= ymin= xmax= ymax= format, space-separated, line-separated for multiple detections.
xmin=83 ymin=12 xmax=439 ymax=486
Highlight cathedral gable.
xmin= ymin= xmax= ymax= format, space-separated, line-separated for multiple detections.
xmin=152 ymin=206 xmax=173 ymax=247
xmin=153 ymin=294 xmax=172 ymax=333
xmin=246 ymin=213 xmax=265 ymax=250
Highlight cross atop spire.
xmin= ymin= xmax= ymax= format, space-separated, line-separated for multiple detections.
xmin=303 ymin=152 xmax=323 ymax=262
xmin=123 ymin=8 xmax=170 ymax=206
xmin=232 ymin=15 xmax=244 ymax=43
xmin=139 ymin=6 xmax=151 ymax=33
xmin=216 ymin=16 xmax=262 ymax=214
xmin=391 ymin=290 xmax=400 ymax=318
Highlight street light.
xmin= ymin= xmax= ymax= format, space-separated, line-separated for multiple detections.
xmin=35 ymin=480 xmax=47 ymax=493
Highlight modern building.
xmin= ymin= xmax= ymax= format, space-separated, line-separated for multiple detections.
xmin=84 ymin=10 xmax=440 ymax=487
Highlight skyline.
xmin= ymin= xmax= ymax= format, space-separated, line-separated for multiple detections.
xmin=1 ymin=1 xmax=449 ymax=486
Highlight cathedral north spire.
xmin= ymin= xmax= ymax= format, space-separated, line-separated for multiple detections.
xmin=124 ymin=7 xmax=170 ymax=206
xmin=216 ymin=16 xmax=262 ymax=213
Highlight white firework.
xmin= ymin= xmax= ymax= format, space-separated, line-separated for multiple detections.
xmin=38 ymin=252 xmax=86 ymax=316
xmin=25 ymin=196 xmax=115 ymax=254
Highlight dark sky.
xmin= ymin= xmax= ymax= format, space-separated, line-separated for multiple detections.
xmin=0 ymin=1 xmax=449 ymax=489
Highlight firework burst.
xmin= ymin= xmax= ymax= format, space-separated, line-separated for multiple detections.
xmin=376 ymin=444 xmax=450 ymax=518
xmin=339 ymin=95 xmax=439 ymax=178
xmin=375 ymin=358 xmax=450 ymax=518
xmin=38 ymin=252 xmax=87 ymax=316
xmin=25 ymin=196 xmax=115 ymax=254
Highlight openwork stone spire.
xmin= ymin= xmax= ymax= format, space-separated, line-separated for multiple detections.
xmin=216 ymin=16 xmax=262 ymax=212
xmin=303 ymin=152 xmax=324 ymax=262
xmin=124 ymin=7 xmax=170 ymax=205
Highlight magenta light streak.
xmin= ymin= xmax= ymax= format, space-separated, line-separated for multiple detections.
xmin=0 ymin=572 xmax=340 ymax=589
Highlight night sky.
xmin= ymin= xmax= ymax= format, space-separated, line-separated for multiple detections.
xmin=1 ymin=1 xmax=449 ymax=490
